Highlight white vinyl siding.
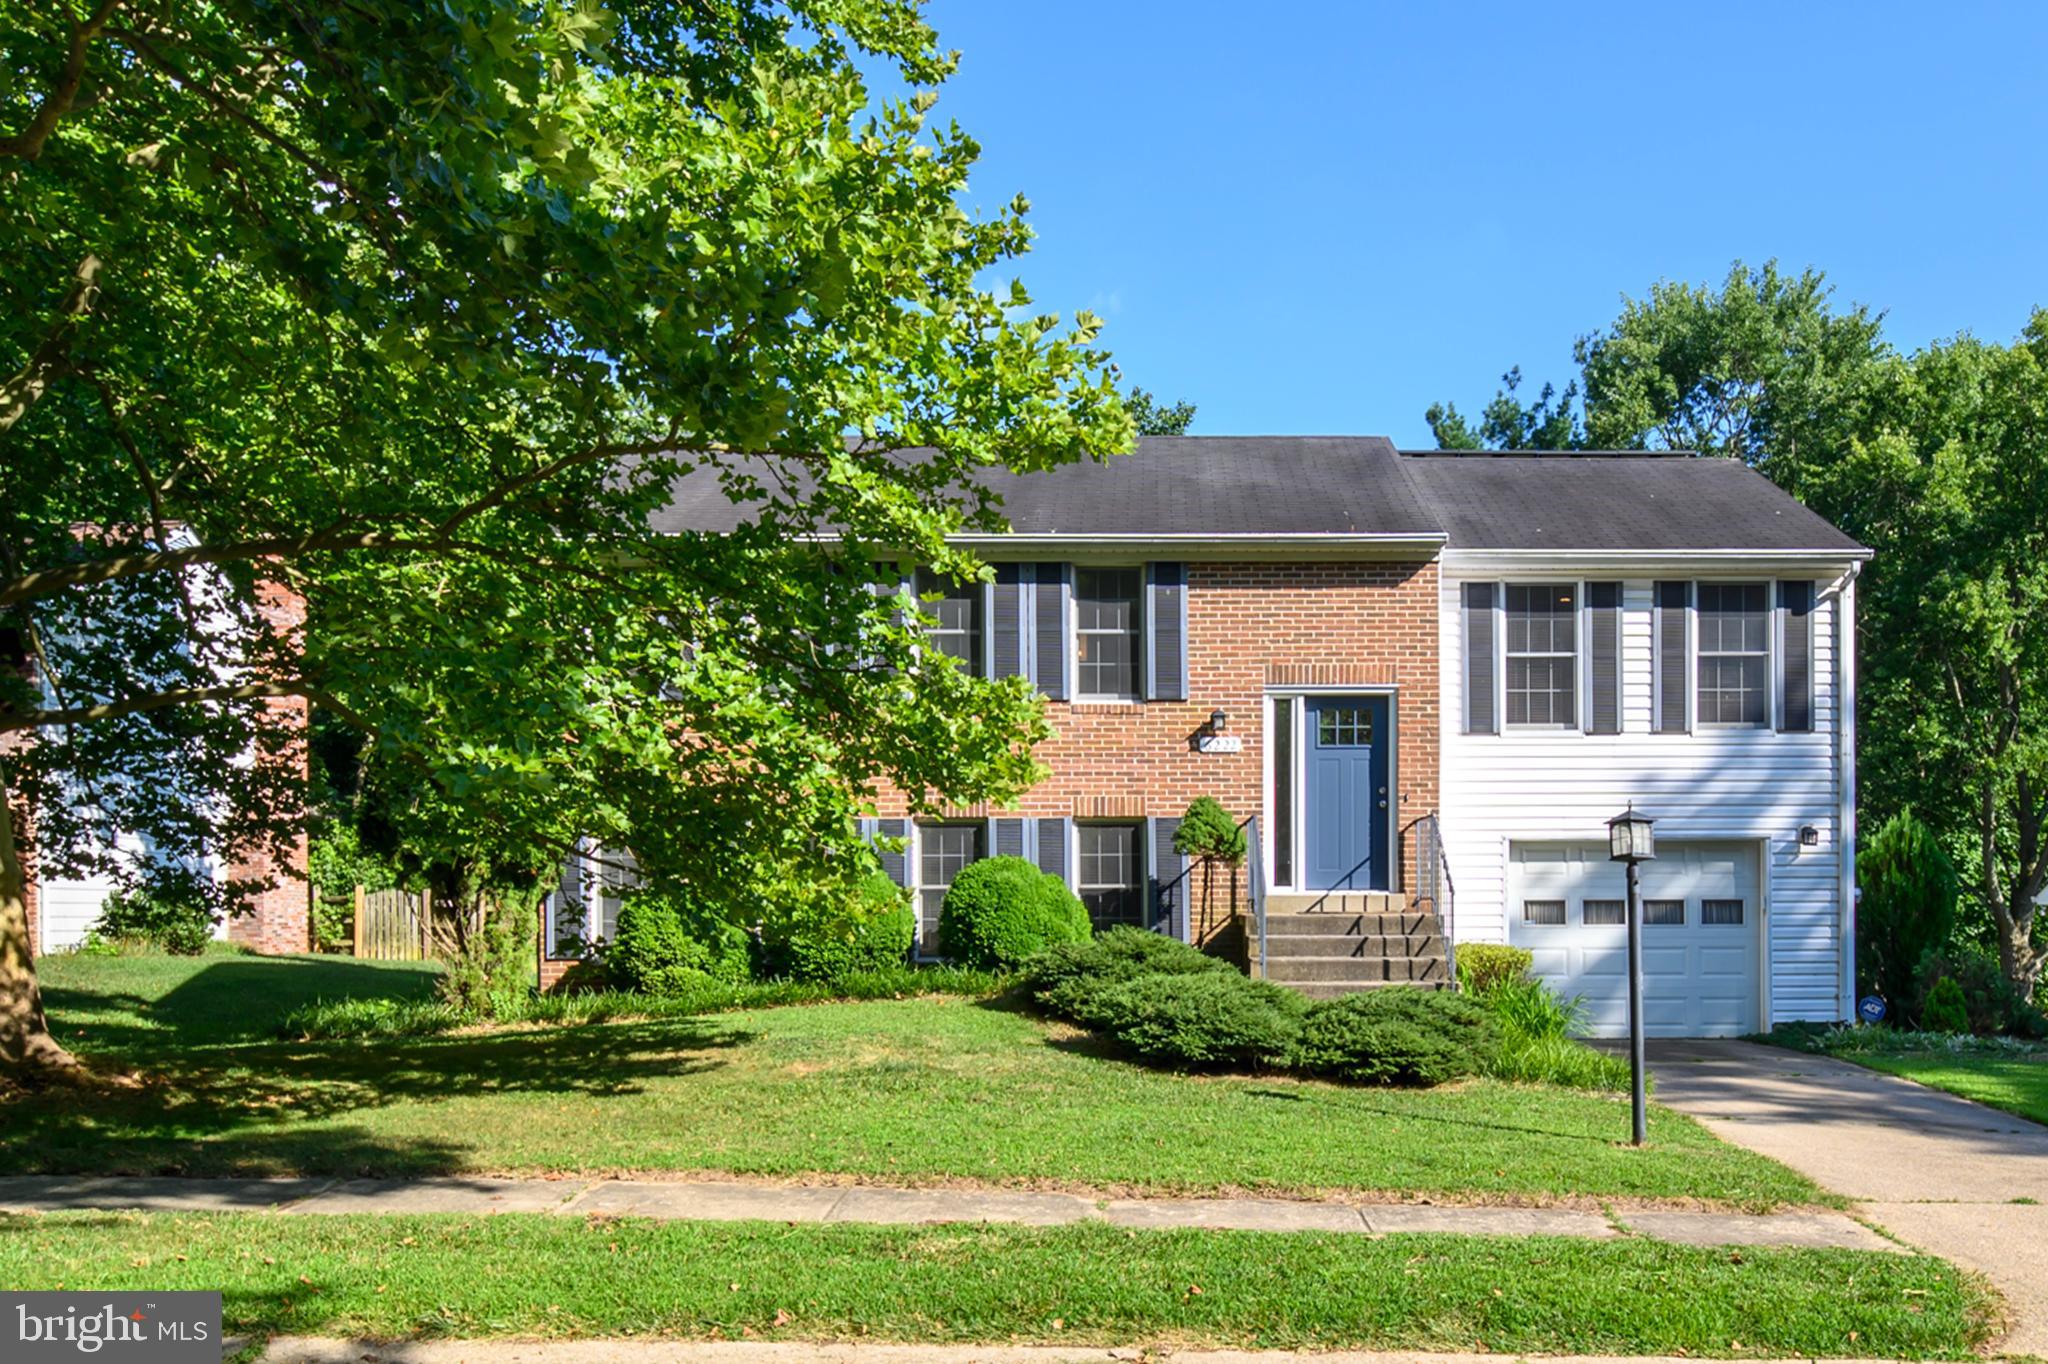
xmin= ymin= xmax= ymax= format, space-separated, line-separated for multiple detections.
xmin=1439 ymin=571 xmax=1850 ymax=1029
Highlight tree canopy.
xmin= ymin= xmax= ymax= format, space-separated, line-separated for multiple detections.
xmin=0 ymin=0 xmax=1131 ymax=1075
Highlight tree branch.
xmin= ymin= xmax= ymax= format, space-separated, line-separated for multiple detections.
xmin=0 ymin=254 xmax=104 ymax=437
xmin=0 ymin=679 xmax=313 ymax=734
xmin=0 ymin=0 xmax=120 ymax=160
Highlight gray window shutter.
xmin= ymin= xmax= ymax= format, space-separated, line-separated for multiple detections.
xmin=1654 ymin=580 xmax=1691 ymax=734
xmin=1034 ymin=562 xmax=1068 ymax=700
xmin=1034 ymin=817 xmax=1070 ymax=884
xmin=1779 ymin=579 xmax=1814 ymax=733
xmin=875 ymin=818 xmax=909 ymax=887
xmin=993 ymin=817 xmax=1027 ymax=860
xmin=1463 ymin=582 xmax=1498 ymax=735
xmin=991 ymin=563 xmax=1025 ymax=679
xmin=1148 ymin=815 xmax=1188 ymax=940
xmin=1588 ymin=581 xmax=1621 ymax=735
xmin=1145 ymin=563 xmax=1188 ymax=701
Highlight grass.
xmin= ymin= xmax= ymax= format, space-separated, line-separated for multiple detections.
xmin=0 ymin=1211 xmax=1994 ymax=1357
xmin=1761 ymin=1023 xmax=2048 ymax=1127
xmin=4 ymin=948 xmax=1824 ymax=1206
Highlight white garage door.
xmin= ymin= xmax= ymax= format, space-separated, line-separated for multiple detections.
xmin=1507 ymin=841 xmax=1761 ymax=1038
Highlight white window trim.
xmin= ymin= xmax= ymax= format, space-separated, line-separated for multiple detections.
xmin=1500 ymin=580 xmax=1582 ymax=731
xmin=1694 ymin=578 xmax=1776 ymax=731
xmin=1072 ymin=564 xmax=1145 ymax=703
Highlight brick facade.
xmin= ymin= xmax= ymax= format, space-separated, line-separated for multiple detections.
xmin=225 ymin=580 xmax=312 ymax=955
xmin=872 ymin=558 xmax=1442 ymax=948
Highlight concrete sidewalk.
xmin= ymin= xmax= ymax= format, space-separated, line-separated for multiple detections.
xmin=1650 ymin=1039 xmax=2048 ymax=1355
xmin=253 ymin=1344 xmax=1928 ymax=1364
xmin=0 ymin=1172 xmax=1891 ymax=1251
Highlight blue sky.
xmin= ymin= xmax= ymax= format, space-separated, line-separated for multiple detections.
xmin=922 ymin=1 xmax=2048 ymax=444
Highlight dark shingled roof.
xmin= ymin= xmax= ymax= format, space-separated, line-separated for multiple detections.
xmin=650 ymin=436 xmax=1865 ymax=553
xmin=1397 ymin=449 xmax=1866 ymax=552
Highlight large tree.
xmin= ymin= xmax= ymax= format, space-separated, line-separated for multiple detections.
xmin=1804 ymin=320 xmax=2048 ymax=1001
xmin=0 ymin=0 xmax=1129 ymax=1077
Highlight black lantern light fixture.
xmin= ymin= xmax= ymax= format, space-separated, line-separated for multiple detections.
xmin=1208 ymin=708 xmax=1228 ymax=735
xmin=1606 ymin=803 xmax=1657 ymax=1147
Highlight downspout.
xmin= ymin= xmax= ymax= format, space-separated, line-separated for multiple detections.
xmin=1833 ymin=563 xmax=1862 ymax=1022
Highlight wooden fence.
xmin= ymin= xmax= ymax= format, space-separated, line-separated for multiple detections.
xmin=352 ymin=886 xmax=430 ymax=961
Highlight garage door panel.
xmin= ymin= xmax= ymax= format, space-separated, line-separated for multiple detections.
xmin=1506 ymin=840 xmax=1760 ymax=1039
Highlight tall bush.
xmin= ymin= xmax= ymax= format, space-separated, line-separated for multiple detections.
xmin=1175 ymin=796 xmax=1247 ymax=931
xmin=1857 ymin=810 xmax=1957 ymax=1020
xmin=607 ymin=887 xmax=754 ymax=994
xmin=758 ymin=872 xmax=916 ymax=982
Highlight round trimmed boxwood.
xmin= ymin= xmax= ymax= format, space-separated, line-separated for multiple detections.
xmin=936 ymin=855 xmax=1090 ymax=969
xmin=1296 ymin=986 xmax=1497 ymax=1086
xmin=758 ymin=872 xmax=917 ymax=982
xmin=1080 ymin=969 xmax=1306 ymax=1070
xmin=606 ymin=888 xmax=753 ymax=994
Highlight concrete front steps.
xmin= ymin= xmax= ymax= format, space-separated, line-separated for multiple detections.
xmin=1249 ymin=891 xmax=1451 ymax=998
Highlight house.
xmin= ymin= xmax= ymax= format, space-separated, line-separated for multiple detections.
xmin=546 ymin=436 xmax=1868 ymax=1038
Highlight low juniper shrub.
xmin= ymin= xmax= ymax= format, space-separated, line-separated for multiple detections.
xmin=1078 ymin=969 xmax=1306 ymax=1070
xmin=1296 ymin=987 xmax=1497 ymax=1086
xmin=1023 ymin=926 xmax=1233 ymax=1020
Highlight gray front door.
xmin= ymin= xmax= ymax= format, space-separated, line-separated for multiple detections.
xmin=1305 ymin=695 xmax=1390 ymax=891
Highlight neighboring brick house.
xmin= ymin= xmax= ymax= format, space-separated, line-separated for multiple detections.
xmin=544 ymin=436 xmax=1872 ymax=1037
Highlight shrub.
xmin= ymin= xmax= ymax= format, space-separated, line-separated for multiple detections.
xmin=1455 ymin=944 xmax=1533 ymax=994
xmin=1921 ymin=976 xmax=1970 ymax=1035
xmin=1174 ymin=796 xmax=1247 ymax=863
xmin=435 ymin=893 xmax=540 ymax=1017
xmin=937 ymin=856 xmax=1090 ymax=969
xmin=1023 ymin=926 xmax=1232 ymax=1020
xmin=94 ymin=874 xmax=214 ymax=956
xmin=1857 ymin=811 xmax=1957 ymax=1019
xmin=1296 ymin=987 xmax=1497 ymax=1086
xmin=606 ymin=887 xmax=753 ymax=994
xmin=758 ymin=872 xmax=917 ymax=982
xmin=1915 ymin=944 xmax=2043 ymax=1037
xmin=1079 ymin=970 xmax=1304 ymax=1070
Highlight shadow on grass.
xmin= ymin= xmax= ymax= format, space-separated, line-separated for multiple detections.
xmin=0 ymin=1014 xmax=754 ymax=1178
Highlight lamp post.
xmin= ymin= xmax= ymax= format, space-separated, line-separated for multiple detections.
xmin=1607 ymin=804 xmax=1656 ymax=1147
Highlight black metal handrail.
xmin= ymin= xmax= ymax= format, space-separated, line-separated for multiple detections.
xmin=1414 ymin=812 xmax=1457 ymax=987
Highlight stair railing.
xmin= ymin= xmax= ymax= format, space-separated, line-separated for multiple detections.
xmin=1243 ymin=814 xmax=1267 ymax=980
xmin=1413 ymin=812 xmax=1457 ymax=988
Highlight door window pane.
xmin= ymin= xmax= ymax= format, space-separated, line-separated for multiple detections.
xmin=1504 ymin=584 xmax=1577 ymax=726
xmin=918 ymin=823 xmax=983 ymax=955
xmin=1272 ymin=697 xmax=1294 ymax=886
xmin=1697 ymin=583 xmax=1769 ymax=727
xmin=1581 ymin=898 xmax=1625 ymax=925
xmin=1075 ymin=568 xmax=1142 ymax=698
xmin=1078 ymin=824 xmax=1143 ymax=932
xmin=1702 ymin=898 xmax=1745 ymax=925
xmin=916 ymin=569 xmax=983 ymax=676
xmin=1522 ymin=899 xmax=1566 ymax=925
xmin=1316 ymin=706 xmax=1374 ymax=746
xmin=1644 ymin=899 xmax=1686 ymax=926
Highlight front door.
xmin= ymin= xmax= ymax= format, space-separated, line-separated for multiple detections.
xmin=1304 ymin=694 xmax=1390 ymax=890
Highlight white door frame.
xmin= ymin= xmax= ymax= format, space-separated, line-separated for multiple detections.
xmin=1262 ymin=685 xmax=1400 ymax=894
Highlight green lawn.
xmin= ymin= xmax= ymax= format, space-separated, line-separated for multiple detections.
xmin=0 ymin=1211 xmax=1992 ymax=1358
xmin=6 ymin=949 xmax=1822 ymax=1206
xmin=1852 ymin=1052 xmax=2048 ymax=1125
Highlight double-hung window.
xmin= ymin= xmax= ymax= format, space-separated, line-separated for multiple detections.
xmin=1074 ymin=568 xmax=1142 ymax=700
xmin=1697 ymin=583 xmax=1770 ymax=727
xmin=917 ymin=823 xmax=982 ymax=956
xmin=916 ymin=568 xmax=984 ymax=676
xmin=1077 ymin=823 xmax=1143 ymax=932
xmin=1504 ymin=584 xmax=1577 ymax=727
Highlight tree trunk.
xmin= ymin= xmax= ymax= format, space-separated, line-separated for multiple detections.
xmin=0 ymin=768 xmax=82 ymax=1080
xmin=1991 ymin=893 xmax=2042 ymax=1005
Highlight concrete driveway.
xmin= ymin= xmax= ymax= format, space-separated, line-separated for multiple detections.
xmin=1650 ymin=1040 xmax=2048 ymax=1355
